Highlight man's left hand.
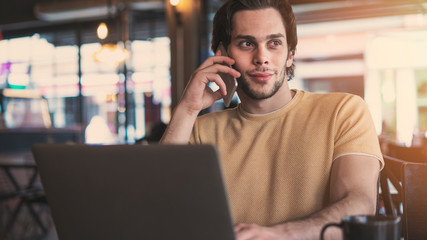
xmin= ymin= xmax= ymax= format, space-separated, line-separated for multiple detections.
xmin=234 ymin=223 xmax=289 ymax=240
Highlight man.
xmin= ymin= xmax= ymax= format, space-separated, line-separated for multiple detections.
xmin=161 ymin=0 xmax=383 ymax=239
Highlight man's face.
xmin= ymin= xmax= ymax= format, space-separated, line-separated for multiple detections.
xmin=228 ymin=8 xmax=293 ymax=100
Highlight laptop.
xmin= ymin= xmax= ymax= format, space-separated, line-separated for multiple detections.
xmin=32 ymin=144 xmax=235 ymax=240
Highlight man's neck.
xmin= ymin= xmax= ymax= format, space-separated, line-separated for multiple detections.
xmin=238 ymin=87 xmax=295 ymax=115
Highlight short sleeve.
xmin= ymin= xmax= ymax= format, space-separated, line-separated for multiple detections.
xmin=333 ymin=95 xmax=384 ymax=169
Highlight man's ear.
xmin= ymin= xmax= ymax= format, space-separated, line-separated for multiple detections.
xmin=286 ymin=51 xmax=294 ymax=68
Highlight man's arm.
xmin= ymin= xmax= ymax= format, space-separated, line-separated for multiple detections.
xmin=160 ymin=52 xmax=241 ymax=144
xmin=234 ymin=154 xmax=381 ymax=240
xmin=160 ymin=103 xmax=201 ymax=144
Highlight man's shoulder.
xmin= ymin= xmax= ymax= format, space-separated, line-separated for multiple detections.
xmin=294 ymin=91 xmax=368 ymax=117
xmin=196 ymin=107 xmax=239 ymax=123
xmin=301 ymin=90 xmax=359 ymax=100
xmin=299 ymin=90 xmax=364 ymax=106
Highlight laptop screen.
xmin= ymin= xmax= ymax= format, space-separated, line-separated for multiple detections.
xmin=32 ymin=144 xmax=235 ymax=240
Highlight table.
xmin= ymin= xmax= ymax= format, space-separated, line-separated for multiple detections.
xmin=0 ymin=152 xmax=47 ymax=240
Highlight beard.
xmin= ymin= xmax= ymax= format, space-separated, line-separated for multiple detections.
xmin=237 ymin=65 xmax=287 ymax=100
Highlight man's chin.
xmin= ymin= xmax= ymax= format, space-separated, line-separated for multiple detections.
xmin=243 ymin=88 xmax=276 ymax=100
xmin=238 ymin=77 xmax=278 ymax=100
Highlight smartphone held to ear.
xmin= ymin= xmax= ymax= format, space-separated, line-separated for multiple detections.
xmin=217 ymin=42 xmax=238 ymax=108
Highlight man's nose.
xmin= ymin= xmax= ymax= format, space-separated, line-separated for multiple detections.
xmin=253 ymin=47 xmax=269 ymax=66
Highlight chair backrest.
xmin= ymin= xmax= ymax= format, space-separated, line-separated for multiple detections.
xmin=387 ymin=143 xmax=426 ymax=163
xmin=380 ymin=155 xmax=427 ymax=240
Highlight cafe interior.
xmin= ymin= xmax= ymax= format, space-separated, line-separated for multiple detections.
xmin=0 ymin=0 xmax=427 ymax=239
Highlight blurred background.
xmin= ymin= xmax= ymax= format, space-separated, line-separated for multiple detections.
xmin=0 ymin=0 xmax=427 ymax=239
xmin=0 ymin=0 xmax=426 ymax=146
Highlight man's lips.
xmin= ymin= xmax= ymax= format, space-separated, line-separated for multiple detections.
xmin=248 ymin=72 xmax=274 ymax=82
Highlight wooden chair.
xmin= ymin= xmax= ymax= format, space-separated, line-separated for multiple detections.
xmin=0 ymin=162 xmax=48 ymax=240
xmin=387 ymin=143 xmax=426 ymax=163
xmin=380 ymin=155 xmax=427 ymax=240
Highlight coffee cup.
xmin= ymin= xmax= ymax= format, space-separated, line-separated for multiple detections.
xmin=320 ymin=215 xmax=401 ymax=240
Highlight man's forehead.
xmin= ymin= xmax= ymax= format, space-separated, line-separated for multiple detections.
xmin=231 ymin=8 xmax=286 ymax=40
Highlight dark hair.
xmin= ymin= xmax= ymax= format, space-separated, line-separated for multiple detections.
xmin=211 ymin=0 xmax=297 ymax=80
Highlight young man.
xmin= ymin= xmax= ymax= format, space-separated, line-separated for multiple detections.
xmin=161 ymin=0 xmax=383 ymax=239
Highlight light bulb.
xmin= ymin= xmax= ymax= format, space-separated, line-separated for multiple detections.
xmin=97 ymin=22 xmax=109 ymax=40
xmin=170 ymin=0 xmax=180 ymax=7
xmin=93 ymin=43 xmax=129 ymax=66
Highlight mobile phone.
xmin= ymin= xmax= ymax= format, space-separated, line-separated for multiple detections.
xmin=217 ymin=42 xmax=238 ymax=108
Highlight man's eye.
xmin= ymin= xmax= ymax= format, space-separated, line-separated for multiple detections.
xmin=240 ymin=41 xmax=253 ymax=48
xmin=270 ymin=40 xmax=281 ymax=46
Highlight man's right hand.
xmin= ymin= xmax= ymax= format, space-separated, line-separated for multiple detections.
xmin=160 ymin=50 xmax=241 ymax=144
xmin=178 ymin=50 xmax=241 ymax=116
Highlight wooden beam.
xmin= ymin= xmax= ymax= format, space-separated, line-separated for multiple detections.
xmin=166 ymin=0 xmax=203 ymax=111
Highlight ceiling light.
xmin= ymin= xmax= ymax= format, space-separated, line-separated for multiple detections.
xmin=93 ymin=43 xmax=129 ymax=67
xmin=170 ymin=0 xmax=180 ymax=7
xmin=97 ymin=22 xmax=109 ymax=40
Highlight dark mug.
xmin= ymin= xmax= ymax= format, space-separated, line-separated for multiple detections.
xmin=320 ymin=215 xmax=401 ymax=240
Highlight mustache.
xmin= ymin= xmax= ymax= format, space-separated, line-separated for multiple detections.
xmin=246 ymin=67 xmax=278 ymax=75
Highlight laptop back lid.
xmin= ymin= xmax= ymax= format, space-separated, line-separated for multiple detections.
xmin=32 ymin=144 xmax=235 ymax=240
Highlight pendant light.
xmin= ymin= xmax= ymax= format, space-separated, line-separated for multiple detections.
xmin=97 ymin=22 xmax=109 ymax=40
xmin=93 ymin=0 xmax=129 ymax=66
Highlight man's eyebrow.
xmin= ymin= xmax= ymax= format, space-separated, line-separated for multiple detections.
xmin=267 ymin=33 xmax=285 ymax=39
xmin=234 ymin=33 xmax=285 ymax=41
xmin=235 ymin=35 xmax=256 ymax=41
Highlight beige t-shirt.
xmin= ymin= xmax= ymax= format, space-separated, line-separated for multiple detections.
xmin=190 ymin=90 xmax=383 ymax=226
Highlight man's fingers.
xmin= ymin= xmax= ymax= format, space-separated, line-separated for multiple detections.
xmin=234 ymin=223 xmax=248 ymax=233
xmin=199 ymin=63 xmax=241 ymax=81
xmin=210 ymin=89 xmax=223 ymax=101
xmin=201 ymin=72 xmax=227 ymax=96
xmin=193 ymin=64 xmax=239 ymax=95
xmin=197 ymin=55 xmax=236 ymax=70
xmin=235 ymin=224 xmax=257 ymax=240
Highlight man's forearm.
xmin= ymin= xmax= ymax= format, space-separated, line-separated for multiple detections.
xmin=160 ymin=104 xmax=199 ymax=144
xmin=275 ymin=191 xmax=376 ymax=240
